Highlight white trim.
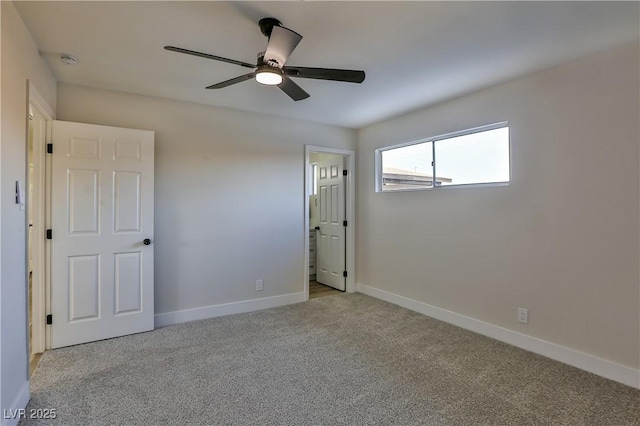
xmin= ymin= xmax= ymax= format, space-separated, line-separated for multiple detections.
xmin=357 ymin=283 xmax=640 ymax=389
xmin=1 ymin=381 xmax=30 ymax=426
xmin=26 ymin=102 xmax=47 ymax=355
xmin=154 ymin=292 xmax=306 ymax=328
xmin=26 ymin=81 xmax=54 ymax=354
xmin=304 ymin=146 xmax=356 ymax=298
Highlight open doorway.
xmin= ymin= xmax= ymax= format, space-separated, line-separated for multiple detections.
xmin=304 ymin=146 xmax=355 ymax=300
xmin=27 ymin=84 xmax=52 ymax=374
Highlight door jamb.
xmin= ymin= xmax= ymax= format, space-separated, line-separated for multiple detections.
xmin=304 ymin=146 xmax=355 ymax=300
xmin=27 ymin=81 xmax=55 ymax=354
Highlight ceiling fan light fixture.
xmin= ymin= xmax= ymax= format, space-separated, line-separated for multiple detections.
xmin=255 ymin=67 xmax=283 ymax=86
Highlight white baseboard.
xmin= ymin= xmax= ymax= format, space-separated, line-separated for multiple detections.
xmin=1 ymin=381 xmax=30 ymax=426
xmin=154 ymin=292 xmax=306 ymax=328
xmin=357 ymin=283 xmax=639 ymax=389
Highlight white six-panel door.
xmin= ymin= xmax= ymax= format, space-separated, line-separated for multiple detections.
xmin=316 ymin=156 xmax=346 ymax=291
xmin=51 ymin=121 xmax=154 ymax=348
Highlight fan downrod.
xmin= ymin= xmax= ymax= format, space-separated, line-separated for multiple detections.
xmin=259 ymin=17 xmax=282 ymax=37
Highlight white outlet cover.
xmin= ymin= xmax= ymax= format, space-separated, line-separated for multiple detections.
xmin=517 ymin=308 xmax=528 ymax=324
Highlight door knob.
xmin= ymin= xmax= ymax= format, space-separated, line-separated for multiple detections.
xmin=143 ymin=238 xmax=151 ymax=245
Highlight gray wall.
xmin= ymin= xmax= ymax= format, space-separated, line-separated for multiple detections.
xmin=57 ymin=84 xmax=356 ymax=315
xmin=1 ymin=1 xmax=57 ymax=417
xmin=356 ymin=42 xmax=640 ymax=369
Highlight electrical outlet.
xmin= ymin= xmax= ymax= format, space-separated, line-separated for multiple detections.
xmin=256 ymin=279 xmax=264 ymax=291
xmin=517 ymin=307 xmax=528 ymax=324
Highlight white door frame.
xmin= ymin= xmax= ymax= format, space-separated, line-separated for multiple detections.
xmin=304 ymin=146 xmax=355 ymax=299
xmin=27 ymin=81 xmax=55 ymax=353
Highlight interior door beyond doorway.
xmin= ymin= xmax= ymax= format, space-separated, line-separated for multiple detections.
xmin=316 ymin=156 xmax=346 ymax=291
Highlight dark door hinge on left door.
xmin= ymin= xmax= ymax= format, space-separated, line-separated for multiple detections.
xmin=47 ymin=143 xmax=53 ymax=154
xmin=46 ymin=314 xmax=52 ymax=325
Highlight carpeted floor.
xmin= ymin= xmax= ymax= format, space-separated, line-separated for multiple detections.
xmin=23 ymin=293 xmax=639 ymax=425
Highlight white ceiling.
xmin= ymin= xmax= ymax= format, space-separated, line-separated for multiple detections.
xmin=15 ymin=1 xmax=639 ymax=129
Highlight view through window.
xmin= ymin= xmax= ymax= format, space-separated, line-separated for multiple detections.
xmin=376 ymin=123 xmax=510 ymax=191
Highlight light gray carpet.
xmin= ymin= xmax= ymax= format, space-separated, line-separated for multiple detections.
xmin=23 ymin=293 xmax=639 ymax=425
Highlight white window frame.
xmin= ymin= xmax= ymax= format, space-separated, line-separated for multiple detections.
xmin=375 ymin=122 xmax=510 ymax=192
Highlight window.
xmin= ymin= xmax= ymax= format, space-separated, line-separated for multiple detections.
xmin=309 ymin=163 xmax=318 ymax=195
xmin=376 ymin=123 xmax=509 ymax=192
xmin=379 ymin=141 xmax=435 ymax=190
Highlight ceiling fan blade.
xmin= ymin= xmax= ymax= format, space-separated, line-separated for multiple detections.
xmin=283 ymin=66 xmax=365 ymax=83
xmin=165 ymin=46 xmax=255 ymax=69
xmin=206 ymin=73 xmax=256 ymax=89
xmin=263 ymin=26 xmax=302 ymax=67
xmin=278 ymin=75 xmax=309 ymax=101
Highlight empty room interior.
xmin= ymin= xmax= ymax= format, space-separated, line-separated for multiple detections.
xmin=1 ymin=1 xmax=639 ymax=424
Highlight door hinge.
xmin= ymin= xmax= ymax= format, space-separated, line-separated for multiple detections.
xmin=46 ymin=314 xmax=53 ymax=325
xmin=343 ymin=220 xmax=348 ymax=227
xmin=343 ymin=271 xmax=348 ymax=278
xmin=343 ymin=170 xmax=348 ymax=176
xmin=47 ymin=143 xmax=53 ymax=154
xmin=46 ymin=229 xmax=52 ymax=240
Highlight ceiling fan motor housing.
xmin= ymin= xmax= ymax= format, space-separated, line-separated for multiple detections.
xmin=259 ymin=17 xmax=282 ymax=37
xmin=257 ymin=52 xmax=279 ymax=68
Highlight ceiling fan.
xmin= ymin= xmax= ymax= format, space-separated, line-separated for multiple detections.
xmin=164 ymin=17 xmax=365 ymax=101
